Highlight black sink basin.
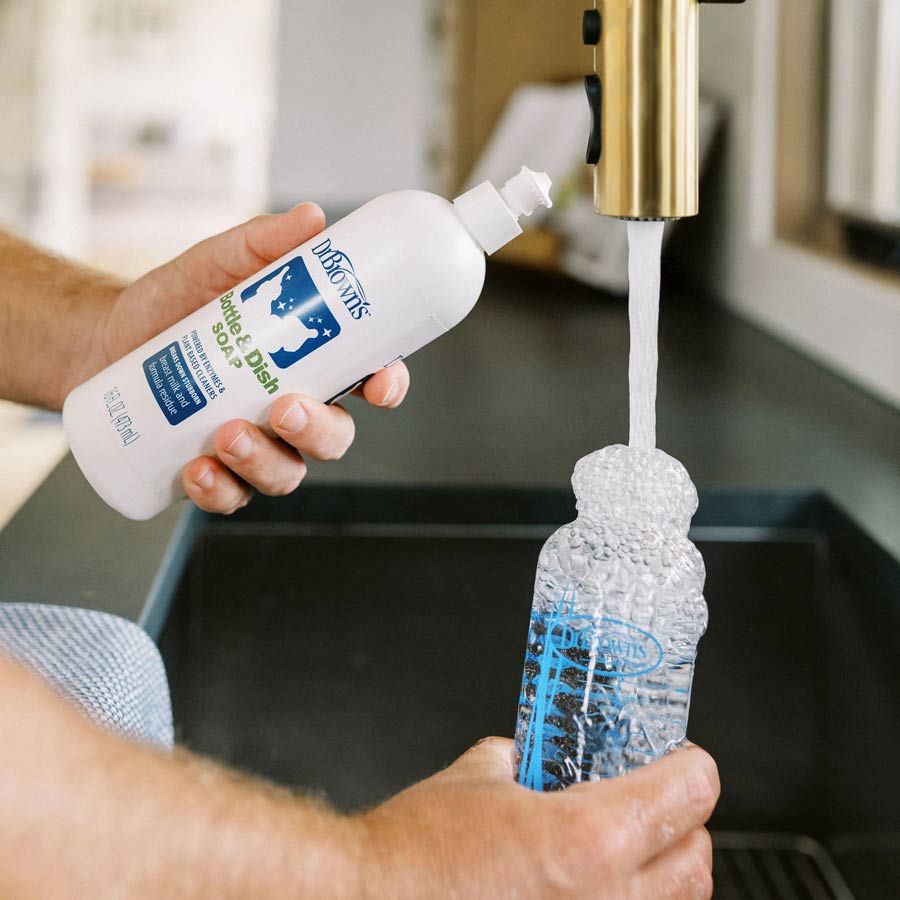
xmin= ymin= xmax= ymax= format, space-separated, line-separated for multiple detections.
xmin=159 ymin=486 xmax=900 ymax=900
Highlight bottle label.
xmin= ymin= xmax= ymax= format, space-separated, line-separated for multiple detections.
xmin=142 ymin=340 xmax=209 ymax=426
xmin=543 ymin=616 xmax=663 ymax=678
xmin=239 ymin=256 xmax=343 ymax=368
xmin=515 ymin=584 xmax=680 ymax=791
xmin=532 ymin=613 xmax=663 ymax=678
xmin=310 ymin=238 xmax=371 ymax=320
xmin=141 ymin=255 xmax=347 ymax=430
xmin=141 ymin=328 xmax=224 ymax=428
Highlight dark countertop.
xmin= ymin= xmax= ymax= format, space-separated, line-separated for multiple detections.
xmin=2 ymin=265 xmax=898 ymax=629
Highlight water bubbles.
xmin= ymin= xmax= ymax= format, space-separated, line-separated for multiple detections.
xmin=573 ymin=445 xmax=698 ymax=534
xmin=514 ymin=445 xmax=707 ymax=790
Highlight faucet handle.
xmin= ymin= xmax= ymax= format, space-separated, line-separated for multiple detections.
xmin=584 ymin=75 xmax=602 ymax=166
xmin=582 ymin=9 xmax=601 ymax=45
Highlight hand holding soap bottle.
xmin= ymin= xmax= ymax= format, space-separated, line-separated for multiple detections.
xmin=63 ymin=167 xmax=552 ymax=520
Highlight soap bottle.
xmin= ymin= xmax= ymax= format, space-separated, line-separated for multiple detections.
xmin=514 ymin=444 xmax=707 ymax=790
xmin=63 ymin=167 xmax=552 ymax=520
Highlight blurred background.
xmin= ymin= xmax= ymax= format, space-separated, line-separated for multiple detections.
xmin=1 ymin=0 xmax=899 ymax=523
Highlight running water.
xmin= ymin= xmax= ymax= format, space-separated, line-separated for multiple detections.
xmin=626 ymin=221 xmax=665 ymax=449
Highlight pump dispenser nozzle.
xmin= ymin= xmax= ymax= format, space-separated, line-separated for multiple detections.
xmin=500 ymin=167 xmax=553 ymax=218
xmin=453 ymin=166 xmax=553 ymax=255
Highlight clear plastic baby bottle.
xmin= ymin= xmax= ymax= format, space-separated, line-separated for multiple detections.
xmin=514 ymin=444 xmax=707 ymax=790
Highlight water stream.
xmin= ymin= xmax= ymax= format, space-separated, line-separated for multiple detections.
xmin=626 ymin=221 xmax=665 ymax=449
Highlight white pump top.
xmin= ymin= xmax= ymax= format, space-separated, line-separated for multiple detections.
xmin=453 ymin=166 xmax=553 ymax=256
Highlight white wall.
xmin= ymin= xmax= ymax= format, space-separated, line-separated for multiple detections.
xmin=688 ymin=1 xmax=900 ymax=408
xmin=1 ymin=0 xmax=279 ymax=272
xmin=0 ymin=1 xmax=41 ymax=229
xmin=269 ymin=0 xmax=432 ymax=213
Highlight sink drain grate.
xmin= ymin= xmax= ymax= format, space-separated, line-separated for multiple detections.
xmin=712 ymin=833 xmax=855 ymax=900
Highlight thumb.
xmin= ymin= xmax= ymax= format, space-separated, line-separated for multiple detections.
xmin=237 ymin=202 xmax=327 ymax=263
xmin=445 ymin=737 xmax=516 ymax=783
xmin=151 ymin=202 xmax=327 ymax=306
xmin=190 ymin=201 xmax=326 ymax=287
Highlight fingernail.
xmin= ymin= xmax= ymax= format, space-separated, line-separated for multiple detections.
xmin=192 ymin=466 xmax=215 ymax=490
xmin=225 ymin=429 xmax=252 ymax=460
xmin=381 ymin=381 xmax=399 ymax=406
xmin=291 ymin=201 xmax=324 ymax=218
xmin=278 ymin=402 xmax=308 ymax=434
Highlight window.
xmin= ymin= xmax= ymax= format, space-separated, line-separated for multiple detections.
xmin=776 ymin=0 xmax=900 ymax=277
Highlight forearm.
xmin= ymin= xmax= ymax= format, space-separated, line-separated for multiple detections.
xmin=0 ymin=230 xmax=123 ymax=409
xmin=0 ymin=655 xmax=363 ymax=899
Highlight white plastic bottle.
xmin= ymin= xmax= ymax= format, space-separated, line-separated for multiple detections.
xmin=63 ymin=166 xmax=552 ymax=520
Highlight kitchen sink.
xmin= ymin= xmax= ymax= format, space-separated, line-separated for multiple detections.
xmin=158 ymin=486 xmax=900 ymax=900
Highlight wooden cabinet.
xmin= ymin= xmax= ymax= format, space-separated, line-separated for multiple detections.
xmin=448 ymin=0 xmax=587 ymax=188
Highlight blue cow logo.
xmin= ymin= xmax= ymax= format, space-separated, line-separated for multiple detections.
xmin=241 ymin=257 xmax=341 ymax=369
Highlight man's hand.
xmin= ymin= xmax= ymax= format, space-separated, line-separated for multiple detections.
xmin=3 ymin=211 xmax=411 ymax=515
xmin=86 ymin=204 xmax=409 ymax=513
xmin=358 ymin=737 xmax=719 ymax=900
xmin=0 ymin=208 xmax=408 ymax=514
xmin=0 ymin=651 xmax=718 ymax=899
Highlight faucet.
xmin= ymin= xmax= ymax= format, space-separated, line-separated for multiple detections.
xmin=583 ymin=0 xmax=745 ymax=221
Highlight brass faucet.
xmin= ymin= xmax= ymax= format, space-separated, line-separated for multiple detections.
xmin=584 ymin=0 xmax=745 ymax=220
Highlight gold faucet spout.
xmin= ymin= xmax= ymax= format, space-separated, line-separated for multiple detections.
xmin=584 ymin=0 xmax=743 ymax=220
